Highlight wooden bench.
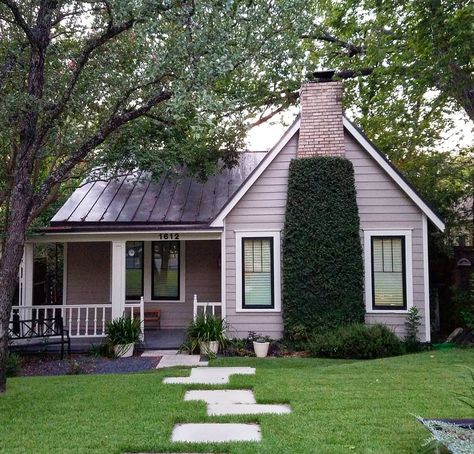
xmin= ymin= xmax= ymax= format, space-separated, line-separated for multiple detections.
xmin=144 ymin=309 xmax=161 ymax=329
xmin=8 ymin=316 xmax=71 ymax=359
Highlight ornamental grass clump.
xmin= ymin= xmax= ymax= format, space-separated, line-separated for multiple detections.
xmin=105 ymin=316 xmax=142 ymax=346
xmin=185 ymin=314 xmax=229 ymax=346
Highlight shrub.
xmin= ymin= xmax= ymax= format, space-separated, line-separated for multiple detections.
xmin=308 ymin=323 xmax=403 ymax=359
xmin=105 ymin=316 xmax=142 ymax=346
xmin=6 ymin=352 xmax=20 ymax=377
xmin=283 ymin=157 xmax=364 ymax=339
xmin=404 ymin=307 xmax=423 ymax=352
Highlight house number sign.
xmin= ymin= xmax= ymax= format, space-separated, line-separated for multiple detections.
xmin=157 ymin=233 xmax=180 ymax=240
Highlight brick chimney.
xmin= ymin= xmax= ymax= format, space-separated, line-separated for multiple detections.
xmin=298 ymin=80 xmax=345 ymax=157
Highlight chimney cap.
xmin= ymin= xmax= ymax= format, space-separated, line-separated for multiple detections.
xmin=309 ymin=70 xmax=336 ymax=83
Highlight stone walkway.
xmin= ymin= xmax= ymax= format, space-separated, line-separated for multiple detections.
xmin=162 ymin=366 xmax=291 ymax=444
xmin=141 ymin=350 xmax=208 ymax=368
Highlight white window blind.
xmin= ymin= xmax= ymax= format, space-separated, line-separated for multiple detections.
xmin=372 ymin=237 xmax=405 ymax=308
xmin=243 ymin=238 xmax=273 ymax=307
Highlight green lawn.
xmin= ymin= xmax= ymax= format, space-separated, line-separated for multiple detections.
xmin=1 ymin=350 xmax=473 ymax=453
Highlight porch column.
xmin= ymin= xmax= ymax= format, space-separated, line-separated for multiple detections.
xmin=111 ymin=240 xmax=126 ymax=319
xmin=20 ymin=243 xmax=34 ymax=306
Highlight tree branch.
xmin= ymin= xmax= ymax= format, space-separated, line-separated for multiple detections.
xmin=0 ymin=0 xmax=35 ymax=44
xmin=31 ymin=89 xmax=172 ymax=213
xmin=302 ymin=30 xmax=365 ymax=57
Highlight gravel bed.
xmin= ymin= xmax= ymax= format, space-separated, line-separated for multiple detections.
xmin=18 ymin=354 xmax=161 ymax=377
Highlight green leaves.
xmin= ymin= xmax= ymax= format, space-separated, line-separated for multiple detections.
xmin=282 ymin=156 xmax=365 ymax=339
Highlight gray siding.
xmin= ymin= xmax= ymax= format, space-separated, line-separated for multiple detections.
xmin=223 ymin=131 xmax=428 ymax=341
xmin=224 ymin=135 xmax=298 ymax=338
xmin=345 ymin=133 xmax=426 ymax=340
xmin=67 ymin=242 xmax=111 ymax=305
xmin=66 ymin=240 xmax=221 ymax=330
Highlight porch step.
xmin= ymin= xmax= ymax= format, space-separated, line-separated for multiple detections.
xmin=171 ymin=423 xmax=261 ymax=443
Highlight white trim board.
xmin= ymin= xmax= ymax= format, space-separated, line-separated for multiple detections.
xmin=422 ymin=214 xmax=431 ymax=342
xmin=210 ymin=116 xmax=445 ymax=232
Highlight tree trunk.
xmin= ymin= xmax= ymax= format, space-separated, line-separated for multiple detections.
xmin=0 ymin=186 xmax=31 ymax=393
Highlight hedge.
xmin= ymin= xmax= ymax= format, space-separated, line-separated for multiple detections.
xmin=282 ymin=156 xmax=365 ymax=339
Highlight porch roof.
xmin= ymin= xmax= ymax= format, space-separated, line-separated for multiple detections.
xmin=49 ymin=152 xmax=265 ymax=232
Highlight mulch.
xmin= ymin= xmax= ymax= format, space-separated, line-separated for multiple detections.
xmin=17 ymin=354 xmax=161 ymax=377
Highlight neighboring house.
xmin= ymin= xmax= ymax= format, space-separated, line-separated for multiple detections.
xmin=13 ymin=80 xmax=445 ymax=347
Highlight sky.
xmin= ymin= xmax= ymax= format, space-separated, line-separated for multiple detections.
xmin=246 ymin=108 xmax=474 ymax=153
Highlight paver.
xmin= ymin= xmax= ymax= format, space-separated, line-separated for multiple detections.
xmin=163 ymin=367 xmax=255 ymax=384
xmin=207 ymin=403 xmax=291 ymax=416
xmin=184 ymin=390 xmax=256 ymax=405
xmin=172 ymin=423 xmax=261 ymax=443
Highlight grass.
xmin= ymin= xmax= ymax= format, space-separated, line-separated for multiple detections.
xmin=0 ymin=350 xmax=473 ymax=453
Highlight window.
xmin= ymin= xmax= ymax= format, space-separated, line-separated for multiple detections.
xmin=364 ymin=230 xmax=413 ymax=313
xmin=371 ymin=236 xmax=406 ymax=309
xmin=236 ymin=231 xmax=281 ymax=312
xmin=152 ymin=241 xmax=180 ymax=300
xmin=242 ymin=238 xmax=274 ymax=308
xmin=126 ymin=241 xmax=144 ymax=300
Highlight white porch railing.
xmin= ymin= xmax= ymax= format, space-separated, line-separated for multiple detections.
xmin=193 ymin=294 xmax=222 ymax=319
xmin=10 ymin=297 xmax=145 ymax=339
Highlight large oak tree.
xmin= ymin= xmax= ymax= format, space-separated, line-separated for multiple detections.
xmin=0 ymin=0 xmax=314 ymax=392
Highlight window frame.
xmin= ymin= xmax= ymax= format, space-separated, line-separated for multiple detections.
xmin=235 ymin=230 xmax=281 ymax=313
xmin=364 ymin=230 xmax=413 ymax=313
xmin=151 ymin=240 xmax=182 ymax=301
xmin=125 ymin=241 xmax=144 ymax=301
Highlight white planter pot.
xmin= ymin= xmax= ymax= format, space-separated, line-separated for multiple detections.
xmin=200 ymin=340 xmax=219 ymax=355
xmin=114 ymin=343 xmax=134 ymax=358
xmin=253 ymin=341 xmax=270 ymax=358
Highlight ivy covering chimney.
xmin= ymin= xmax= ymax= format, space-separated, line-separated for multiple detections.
xmin=298 ymin=80 xmax=345 ymax=157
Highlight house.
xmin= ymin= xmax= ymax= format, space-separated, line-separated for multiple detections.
xmin=12 ymin=78 xmax=445 ymax=348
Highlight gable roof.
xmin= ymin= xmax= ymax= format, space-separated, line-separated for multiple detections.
xmin=210 ymin=116 xmax=445 ymax=231
xmin=49 ymin=152 xmax=265 ymax=231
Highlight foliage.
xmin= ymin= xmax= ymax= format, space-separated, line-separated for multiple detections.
xmin=304 ymin=0 xmax=474 ymax=157
xmin=88 ymin=342 xmax=113 ymax=359
xmin=247 ymin=331 xmax=271 ymax=343
xmin=5 ymin=352 xmax=19 ymax=378
xmin=418 ymin=417 xmax=474 ymax=454
xmin=404 ymin=307 xmax=423 ymax=353
xmin=308 ymin=324 xmax=403 ymax=360
xmin=66 ymin=360 xmax=83 ymax=376
xmin=185 ymin=314 xmax=229 ymax=347
xmin=451 ymin=274 xmax=474 ymax=331
xmin=105 ymin=316 xmax=142 ymax=346
xmin=283 ymin=156 xmax=365 ymax=338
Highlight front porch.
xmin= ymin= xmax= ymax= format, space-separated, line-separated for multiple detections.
xmin=11 ymin=232 xmax=224 ymax=350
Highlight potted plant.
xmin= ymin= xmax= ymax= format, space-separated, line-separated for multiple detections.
xmin=249 ymin=332 xmax=271 ymax=358
xmin=106 ymin=316 xmax=142 ymax=358
xmin=186 ymin=314 xmax=228 ymax=356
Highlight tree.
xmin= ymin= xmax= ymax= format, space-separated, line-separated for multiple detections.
xmin=302 ymin=0 xmax=473 ymax=158
xmin=0 ymin=0 xmax=314 ymax=392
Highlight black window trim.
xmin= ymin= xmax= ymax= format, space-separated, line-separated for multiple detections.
xmin=151 ymin=240 xmax=181 ymax=301
xmin=242 ymin=236 xmax=275 ymax=310
xmin=370 ymin=235 xmax=407 ymax=311
xmin=125 ymin=241 xmax=144 ymax=301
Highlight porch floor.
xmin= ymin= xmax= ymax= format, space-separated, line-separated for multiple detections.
xmin=142 ymin=329 xmax=185 ymax=350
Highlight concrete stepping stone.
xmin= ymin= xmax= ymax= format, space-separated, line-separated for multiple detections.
xmin=208 ymin=403 xmax=291 ymax=416
xmin=141 ymin=349 xmax=179 ymax=357
xmin=184 ymin=390 xmax=256 ymax=404
xmin=172 ymin=423 xmax=261 ymax=443
xmin=163 ymin=367 xmax=255 ymax=384
xmin=156 ymin=355 xmax=208 ymax=369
